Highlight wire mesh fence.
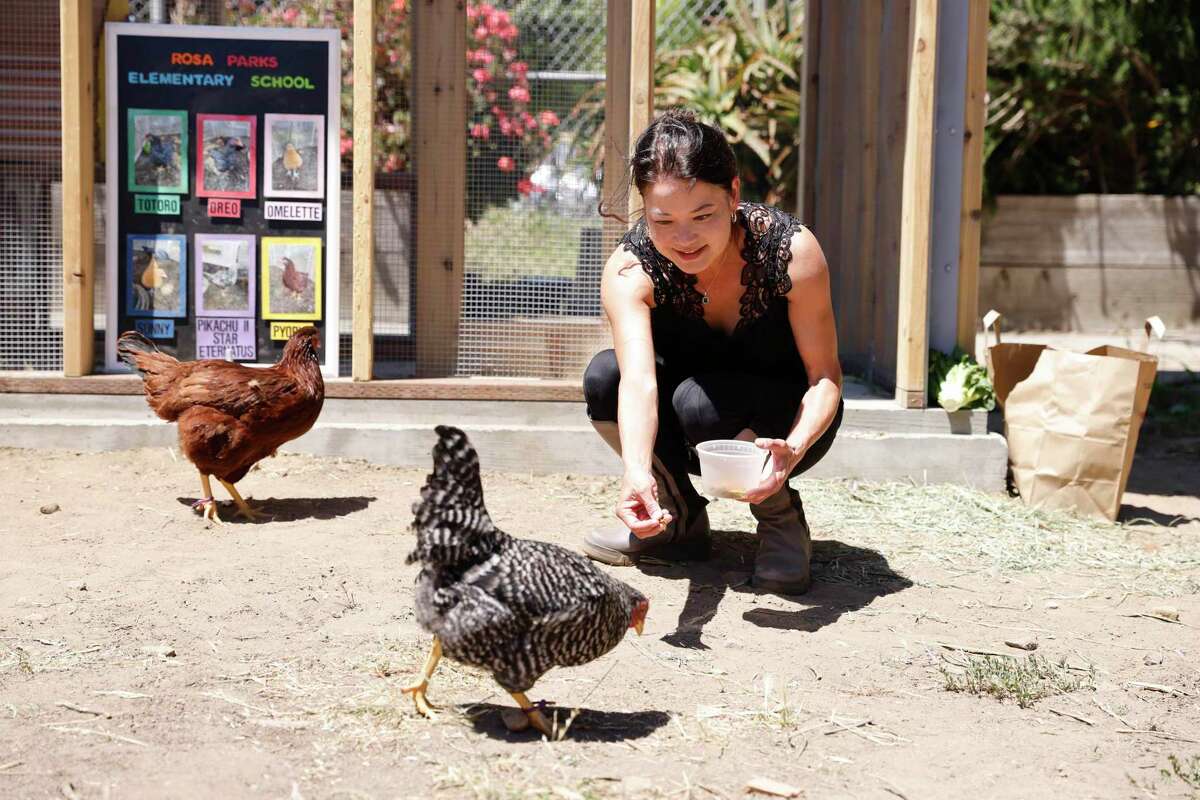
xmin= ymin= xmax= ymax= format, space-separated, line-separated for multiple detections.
xmin=0 ymin=0 xmax=736 ymax=379
xmin=453 ymin=0 xmax=734 ymax=379
xmin=455 ymin=0 xmax=608 ymax=379
xmin=0 ymin=2 xmax=64 ymax=372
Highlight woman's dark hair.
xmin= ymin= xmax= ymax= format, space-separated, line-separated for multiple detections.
xmin=631 ymin=108 xmax=737 ymax=194
xmin=599 ymin=108 xmax=737 ymax=221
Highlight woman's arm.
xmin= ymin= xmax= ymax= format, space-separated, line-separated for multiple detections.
xmin=781 ymin=226 xmax=843 ymax=456
xmin=744 ymin=226 xmax=843 ymax=504
xmin=600 ymin=249 xmax=671 ymax=536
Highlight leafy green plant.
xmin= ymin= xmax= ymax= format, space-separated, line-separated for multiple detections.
xmin=1145 ymin=372 xmax=1200 ymax=438
xmin=1161 ymin=754 xmax=1200 ymax=793
xmin=569 ymin=0 xmax=803 ymax=210
xmin=655 ymin=0 xmax=803 ymax=207
xmin=941 ymin=654 xmax=1094 ymax=708
xmin=928 ymin=348 xmax=996 ymax=412
xmin=985 ymin=0 xmax=1200 ymax=197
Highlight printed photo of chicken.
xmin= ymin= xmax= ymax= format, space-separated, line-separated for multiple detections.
xmin=197 ymin=114 xmax=255 ymax=198
xmin=128 ymin=109 xmax=187 ymax=193
xmin=195 ymin=234 xmax=254 ymax=317
xmin=126 ymin=234 xmax=186 ymax=318
xmin=264 ymin=113 xmax=324 ymax=198
xmin=261 ymin=237 xmax=321 ymax=320
xmin=403 ymin=426 xmax=650 ymax=737
xmin=116 ymin=326 xmax=325 ymax=523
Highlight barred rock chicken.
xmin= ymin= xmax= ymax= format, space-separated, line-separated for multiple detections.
xmin=403 ymin=426 xmax=649 ymax=737
xmin=117 ymin=326 xmax=324 ymax=523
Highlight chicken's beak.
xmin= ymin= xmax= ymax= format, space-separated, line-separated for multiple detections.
xmin=633 ymin=618 xmax=644 ymax=636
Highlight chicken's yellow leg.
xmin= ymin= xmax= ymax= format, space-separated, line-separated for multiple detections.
xmin=217 ymin=478 xmax=266 ymax=521
xmin=509 ymin=691 xmax=554 ymax=738
xmin=193 ymin=473 xmax=222 ymax=524
xmin=401 ymin=637 xmax=442 ymax=718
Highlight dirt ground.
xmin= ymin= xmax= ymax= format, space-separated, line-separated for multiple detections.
xmin=2 ymin=432 xmax=1198 ymax=800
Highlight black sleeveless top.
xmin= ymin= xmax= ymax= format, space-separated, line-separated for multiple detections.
xmin=619 ymin=202 xmax=807 ymax=380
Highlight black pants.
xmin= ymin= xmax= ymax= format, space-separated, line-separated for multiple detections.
xmin=583 ymin=349 xmax=844 ymax=504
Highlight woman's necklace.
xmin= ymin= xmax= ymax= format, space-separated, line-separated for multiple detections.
xmin=696 ymin=212 xmax=740 ymax=305
xmin=696 ymin=258 xmax=727 ymax=305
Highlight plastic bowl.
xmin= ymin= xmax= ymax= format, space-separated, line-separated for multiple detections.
xmin=696 ymin=439 xmax=767 ymax=499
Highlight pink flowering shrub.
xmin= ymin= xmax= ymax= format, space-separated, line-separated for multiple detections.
xmin=463 ymin=3 xmax=559 ymax=215
xmin=229 ymin=0 xmax=560 ymax=210
xmin=231 ymin=0 xmax=408 ymax=175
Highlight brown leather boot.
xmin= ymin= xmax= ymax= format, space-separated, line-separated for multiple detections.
xmin=750 ymin=485 xmax=812 ymax=594
xmin=582 ymin=421 xmax=711 ymax=566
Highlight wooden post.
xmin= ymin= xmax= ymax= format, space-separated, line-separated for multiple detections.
xmin=956 ymin=0 xmax=988 ymax=355
xmin=894 ymin=0 xmax=938 ymax=408
xmin=628 ymin=0 xmax=655 ymax=215
xmin=602 ymin=0 xmax=654 ymax=252
xmin=856 ymin=2 xmax=882 ymax=347
xmin=352 ymin=0 xmax=375 ymax=380
xmin=61 ymin=0 xmax=95 ymax=376
xmin=797 ymin=0 xmax=821 ymax=221
xmin=413 ymin=0 xmax=467 ymax=377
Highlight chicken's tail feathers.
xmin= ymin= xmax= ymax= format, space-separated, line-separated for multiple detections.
xmin=407 ymin=425 xmax=498 ymax=566
xmin=116 ymin=330 xmax=178 ymax=379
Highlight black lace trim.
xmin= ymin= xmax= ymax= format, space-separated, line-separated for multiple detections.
xmin=619 ymin=202 xmax=803 ymax=332
xmin=737 ymin=203 xmax=800 ymax=329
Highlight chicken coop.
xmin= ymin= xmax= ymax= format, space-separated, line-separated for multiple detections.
xmin=1 ymin=0 xmax=1001 ymax=484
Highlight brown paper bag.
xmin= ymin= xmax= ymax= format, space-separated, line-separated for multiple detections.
xmin=981 ymin=309 xmax=1047 ymax=408
xmin=985 ymin=311 xmax=1163 ymax=521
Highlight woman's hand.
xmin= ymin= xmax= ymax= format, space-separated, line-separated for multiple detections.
xmin=742 ymin=439 xmax=804 ymax=505
xmin=616 ymin=468 xmax=673 ymax=538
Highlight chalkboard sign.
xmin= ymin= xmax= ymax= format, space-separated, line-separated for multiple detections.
xmin=103 ymin=23 xmax=341 ymax=377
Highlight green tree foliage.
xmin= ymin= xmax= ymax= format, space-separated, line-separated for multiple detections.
xmin=655 ymin=0 xmax=803 ymax=208
xmin=986 ymin=0 xmax=1200 ymax=196
xmin=568 ymin=0 xmax=803 ymax=212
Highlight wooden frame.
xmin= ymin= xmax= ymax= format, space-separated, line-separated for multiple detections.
xmin=602 ymin=0 xmax=655 ymax=251
xmin=60 ymin=0 xmax=95 ymax=376
xmin=957 ymin=0 xmax=989 ymax=353
xmin=894 ymin=0 xmax=939 ymax=408
xmin=0 ymin=374 xmax=586 ymax=401
xmin=43 ymin=0 xmax=964 ymax=406
xmin=352 ymin=0 xmax=375 ymax=380
xmin=413 ymin=0 xmax=468 ymax=377
xmin=797 ymin=0 xmax=821 ymax=221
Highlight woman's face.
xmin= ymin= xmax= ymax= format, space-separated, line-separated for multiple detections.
xmin=641 ymin=176 xmax=739 ymax=275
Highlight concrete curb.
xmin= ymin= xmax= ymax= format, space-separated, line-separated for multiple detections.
xmin=0 ymin=394 xmax=1009 ymax=492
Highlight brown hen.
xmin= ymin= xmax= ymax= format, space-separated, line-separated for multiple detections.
xmin=117 ymin=326 xmax=324 ymax=522
xmin=280 ymin=256 xmax=310 ymax=297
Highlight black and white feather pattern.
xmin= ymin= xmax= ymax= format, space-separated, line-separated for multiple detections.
xmin=408 ymin=425 xmax=646 ymax=693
